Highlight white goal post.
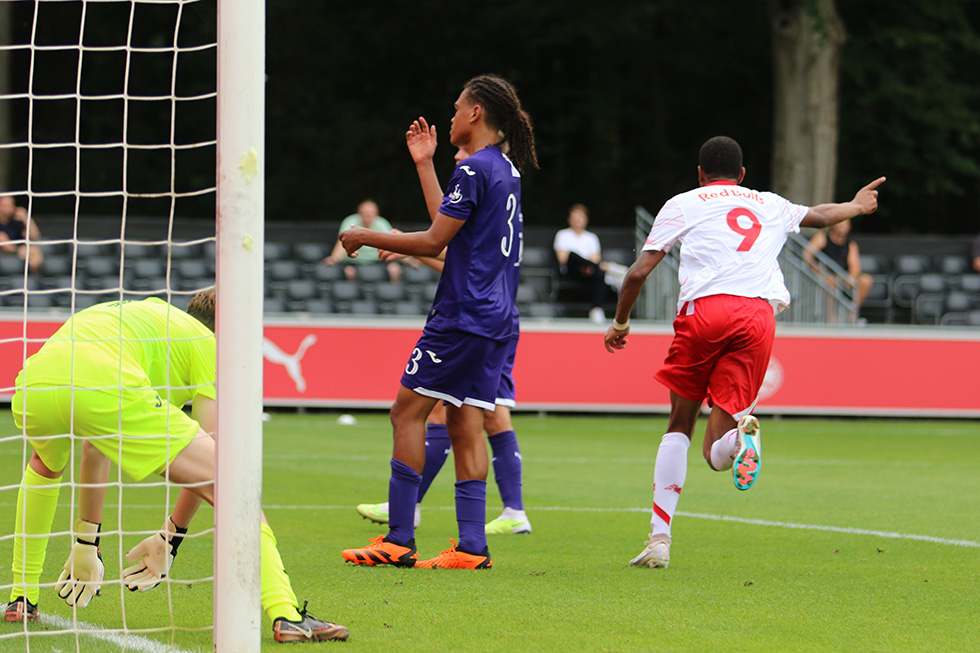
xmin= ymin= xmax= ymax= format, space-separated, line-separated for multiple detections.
xmin=215 ymin=0 xmax=265 ymax=649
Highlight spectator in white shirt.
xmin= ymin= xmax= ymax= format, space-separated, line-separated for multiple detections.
xmin=553 ymin=204 xmax=611 ymax=322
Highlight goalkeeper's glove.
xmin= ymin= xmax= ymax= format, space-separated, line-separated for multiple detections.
xmin=122 ymin=517 xmax=188 ymax=592
xmin=55 ymin=519 xmax=104 ymax=608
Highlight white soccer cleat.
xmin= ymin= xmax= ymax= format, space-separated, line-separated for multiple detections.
xmin=485 ymin=508 xmax=531 ymax=535
xmin=629 ymin=533 xmax=670 ymax=568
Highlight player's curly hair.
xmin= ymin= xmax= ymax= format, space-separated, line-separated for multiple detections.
xmin=699 ymin=136 xmax=743 ymax=181
xmin=463 ymin=74 xmax=539 ymax=173
xmin=187 ymin=287 xmax=216 ymax=333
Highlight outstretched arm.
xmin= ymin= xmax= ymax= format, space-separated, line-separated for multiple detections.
xmin=801 ymin=177 xmax=885 ymax=229
xmin=341 ymin=214 xmax=463 ymax=259
xmin=604 ymin=250 xmax=667 ymax=352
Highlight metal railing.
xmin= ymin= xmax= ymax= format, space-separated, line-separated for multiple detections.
xmin=634 ymin=206 xmax=856 ymax=324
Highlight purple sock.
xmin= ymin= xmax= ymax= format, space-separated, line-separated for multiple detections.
xmin=387 ymin=459 xmax=421 ymax=545
xmin=455 ymin=479 xmax=487 ymax=554
xmin=417 ymin=424 xmax=451 ymax=502
xmin=489 ymin=430 xmax=524 ymax=511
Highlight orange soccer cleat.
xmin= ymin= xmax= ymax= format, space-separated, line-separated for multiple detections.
xmin=341 ymin=535 xmax=418 ymax=567
xmin=416 ymin=539 xmax=492 ymax=570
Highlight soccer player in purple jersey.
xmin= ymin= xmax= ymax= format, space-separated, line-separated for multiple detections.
xmin=340 ymin=75 xmax=537 ymax=569
xmin=355 ymin=133 xmax=531 ymax=536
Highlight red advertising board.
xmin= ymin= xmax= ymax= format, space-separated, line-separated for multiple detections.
xmin=3 ymin=314 xmax=979 ymax=417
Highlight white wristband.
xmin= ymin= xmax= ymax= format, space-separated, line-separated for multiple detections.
xmin=612 ymin=319 xmax=629 ymax=331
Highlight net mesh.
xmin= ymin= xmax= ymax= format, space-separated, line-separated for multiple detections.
xmin=2 ymin=1 xmax=218 ymax=649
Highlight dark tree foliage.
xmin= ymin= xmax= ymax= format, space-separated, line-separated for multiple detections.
xmin=6 ymin=0 xmax=979 ymax=234
xmin=837 ymin=0 xmax=980 ymax=234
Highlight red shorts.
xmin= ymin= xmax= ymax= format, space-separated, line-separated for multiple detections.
xmin=654 ymin=294 xmax=775 ymax=418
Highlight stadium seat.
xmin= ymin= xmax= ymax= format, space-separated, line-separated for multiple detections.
xmin=966 ymin=310 xmax=980 ymax=326
xmin=0 ymin=256 xmax=26 ymax=276
xmin=862 ymin=275 xmax=892 ymax=307
xmin=355 ymin=265 xmax=388 ymax=283
xmin=330 ymin=280 xmax=361 ymax=302
xmin=393 ymin=299 xmax=426 ymax=316
xmin=286 ymin=278 xmax=318 ymax=302
xmin=957 ymin=274 xmax=980 ymax=293
xmin=913 ymin=294 xmax=944 ymax=325
xmin=83 ymin=256 xmax=119 ymax=280
xmin=422 ymin=282 xmax=440 ymax=303
xmin=945 ymin=290 xmax=976 ymax=314
xmin=39 ymin=257 xmax=71 ymax=277
xmin=516 ymin=284 xmax=538 ymax=306
xmin=264 ymin=296 xmax=286 ymax=314
xmin=521 ymin=274 xmax=553 ymax=301
xmin=349 ymin=299 xmax=379 ymax=315
xmin=314 ymin=264 xmax=344 ymax=282
xmin=74 ymin=241 xmax=115 ymax=259
xmin=527 ymin=302 xmax=561 ymax=318
xmin=521 ymin=246 xmax=552 ymax=269
xmin=603 ymin=248 xmax=633 ymax=265
xmin=177 ymin=259 xmax=210 ymax=281
xmin=936 ymin=254 xmax=970 ymax=276
xmin=264 ymin=241 xmax=290 ymax=261
xmin=165 ymin=242 xmax=202 ymax=260
xmin=293 ymin=242 xmax=326 ymax=263
xmin=404 ymin=265 xmax=437 ymax=284
xmin=121 ymin=243 xmax=161 ymax=261
xmin=893 ymin=273 xmax=944 ymax=308
xmin=132 ymin=258 xmax=167 ymax=279
xmin=859 ymin=254 xmax=889 ymax=275
xmin=267 ymin=260 xmax=301 ymax=283
xmin=303 ymin=298 xmax=333 ymax=314
xmin=893 ymin=254 xmax=931 ymax=276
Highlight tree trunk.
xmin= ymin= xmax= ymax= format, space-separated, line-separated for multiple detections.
xmin=768 ymin=0 xmax=846 ymax=205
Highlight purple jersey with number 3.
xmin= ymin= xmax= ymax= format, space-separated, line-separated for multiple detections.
xmin=427 ymin=145 xmax=523 ymax=341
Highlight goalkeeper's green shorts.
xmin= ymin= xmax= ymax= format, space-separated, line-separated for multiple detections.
xmin=12 ymin=382 xmax=200 ymax=481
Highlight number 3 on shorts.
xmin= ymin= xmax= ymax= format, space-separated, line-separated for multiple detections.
xmin=726 ymin=208 xmax=761 ymax=252
xmin=405 ymin=348 xmax=422 ymax=375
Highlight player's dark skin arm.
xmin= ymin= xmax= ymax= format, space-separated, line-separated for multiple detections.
xmin=341 ymin=214 xmax=463 ymax=259
xmin=604 ymin=249 xmax=667 ymax=353
xmin=801 ymin=177 xmax=885 ymax=229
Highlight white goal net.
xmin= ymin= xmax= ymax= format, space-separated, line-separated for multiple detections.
xmin=1 ymin=0 xmax=263 ymax=650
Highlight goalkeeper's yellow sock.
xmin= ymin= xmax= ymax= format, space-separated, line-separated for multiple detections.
xmin=260 ymin=522 xmax=302 ymax=622
xmin=10 ymin=466 xmax=62 ymax=605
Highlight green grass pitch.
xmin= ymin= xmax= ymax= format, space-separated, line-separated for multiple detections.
xmin=1 ymin=411 xmax=978 ymax=651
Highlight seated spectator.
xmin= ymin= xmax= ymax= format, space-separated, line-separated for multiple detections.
xmin=322 ymin=199 xmax=404 ymax=282
xmin=972 ymin=233 xmax=980 ymax=273
xmin=0 ymin=196 xmax=43 ymax=273
xmin=553 ymin=203 xmax=618 ymax=323
xmin=804 ymin=218 xmax=872 ymax=322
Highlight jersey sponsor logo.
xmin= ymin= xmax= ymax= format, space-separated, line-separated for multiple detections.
xmin=425 ymin=350 xmax=442 ymax=363
xmin=460 ymin=165 xmax=476 ymax=176
xmin=697 ymin=187 xmax=765 ymax=204
xmin=448 ymin=184 xmax=463 ymax=204
xmin=263 ymin=334 xmax=317 ymax=393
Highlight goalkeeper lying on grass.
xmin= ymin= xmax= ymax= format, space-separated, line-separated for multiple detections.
xmin=3 ymin=289 xmax=348 ymax=643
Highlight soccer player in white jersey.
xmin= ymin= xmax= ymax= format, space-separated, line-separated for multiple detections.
xmin=604 ymin=136 xmax=884 ymax=568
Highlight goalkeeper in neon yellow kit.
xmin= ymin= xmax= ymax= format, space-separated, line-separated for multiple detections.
xmin=4 ymin=289 xmax=348 ymax=643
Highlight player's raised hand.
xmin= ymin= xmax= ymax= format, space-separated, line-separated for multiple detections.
xmin=604 ymin=325 xmax=630 ymax=353
xmin=55 ymin=520 xmax=104 ymax=608
xmin=406 ymin=117 xmax=437 ymax=164
xmin=853 ymin=177 xmax=886 ymax=215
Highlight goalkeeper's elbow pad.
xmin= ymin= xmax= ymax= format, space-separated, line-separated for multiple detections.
xmin=55 ymin=520 xmax=104 ymax=608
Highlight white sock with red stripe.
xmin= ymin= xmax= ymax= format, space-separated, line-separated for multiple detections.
xmin=709 ymin=428 xmax=739 ymax=471
xmin=650 ymin=432 xmax=690 ymax=538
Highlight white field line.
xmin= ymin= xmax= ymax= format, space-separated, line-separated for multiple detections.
xmin=0 ymin=502 xmax=975 ymax=549
xmin=0 ymin=611 xmax=203 ymax=653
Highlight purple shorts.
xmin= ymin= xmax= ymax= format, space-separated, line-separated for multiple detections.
xmin=401 ymin=329 xmax=508 ymax=411
xmin=494 ymin=336 xmax=518 ymax=407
